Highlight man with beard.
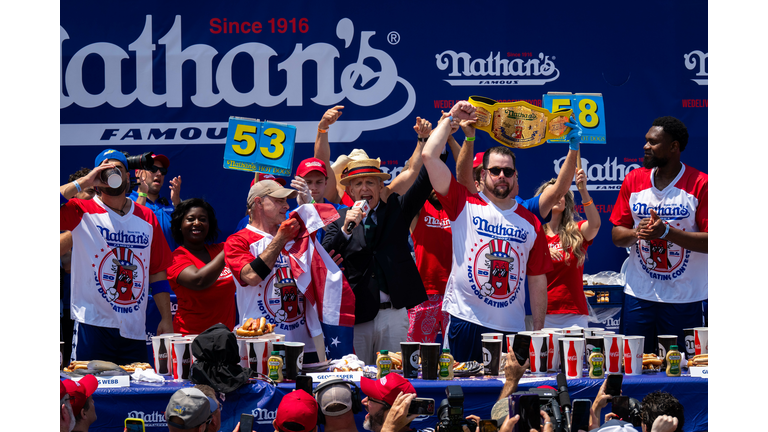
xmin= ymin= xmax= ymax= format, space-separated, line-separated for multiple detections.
xmin=610 ymin=117 xmax=708 ymax=354
xmin=60 ymin=149 xmax=173 ymax=364
xmin=129 ymin=154 xmax=182 ymax=250
xmin=420 ymin=102 xmax=557 ymax=362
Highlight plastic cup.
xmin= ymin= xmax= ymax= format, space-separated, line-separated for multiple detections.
xmin=583 ymin=328 xmax=604 ymax=337
xmin=603 ymin=335 xmax=624 ymax=374
xmin=151 ymin=334 xmax=176 ymax=375
xmin=623 ymin=336 xmax=645 ymax=376
xmin=171 ymin=338 xmax=193 ymax=380
xmin=247 ymin=339 xmax=270 ymax=375
xmin=683 ymin=328 xmax=696 ymax=358
xmin=548 ymin=332 xmax=564 ymax=372
xmin=284 ymin=342 xmax=305 ymax=380
xmin=505 ymin=334 xmax=517 ymax=353
xmin=694 ymin=327 xmax=708 ymax=355
xmin=529 ymin=333 xmax=549 ymax=374
xmin=273 ymin=341 xmax=287 ymax=373
xmin=481 ymin=339 xmax=503 ymax=376
xmin=657 ymin=335 xmax=678 ymax=369
xmin=401 ymin=342 xmax=420 ymax=379
xmin=420 ymin=343 xmax=441 ymax=380
xmin=481 ymin=333 xmax=504 ymax=341
xmin=561 ymin=337 xmax=585 ymax=379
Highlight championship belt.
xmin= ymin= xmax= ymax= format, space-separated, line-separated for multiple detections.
xmin=468 ymin=96 xmax=573 ymax=149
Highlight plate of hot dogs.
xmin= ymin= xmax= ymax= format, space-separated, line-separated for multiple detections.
xmin=235 ymin=317 xmax=276 ymax=337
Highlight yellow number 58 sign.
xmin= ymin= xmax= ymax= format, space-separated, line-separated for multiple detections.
xmin=543 ymin=93 xmax=607 ymax=144
xmin=223 ymin=116 xmax=296 ymax=175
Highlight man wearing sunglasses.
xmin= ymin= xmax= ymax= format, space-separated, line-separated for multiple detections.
xmin=130 ymin=154 xmax=182 ymax=250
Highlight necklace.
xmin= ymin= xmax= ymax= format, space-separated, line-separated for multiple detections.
xmin=104 ymin=199 xmax=128 ymax=216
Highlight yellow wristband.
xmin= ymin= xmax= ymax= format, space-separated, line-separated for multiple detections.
xmin=465 ymin=136 xmax=476 ymax=142
xmin=138 ymin=192 xmax=148 ymax=198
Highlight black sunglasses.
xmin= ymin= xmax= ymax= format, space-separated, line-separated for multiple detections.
xmin=487 ymin=167 xmax=516 ymax=178
xmin=149 ymin=165 xmax=168 ymax=175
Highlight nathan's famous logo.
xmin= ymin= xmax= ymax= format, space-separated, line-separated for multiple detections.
xmin=424 ymin=215 xmax=450 ymax=230
xmin=60 ymin=17 xmax=415 ymax=144
xmin=96 ymin=247 xmax=146 ymax=314
xmin=255 ymin=260 xmax=306 ymax=331
xmin=637 ymin=239 xmax=691 ymax=280
xmin=466 ymin=238 xmax=522 ymax=309
xmin=127 ymin=411 xmax=165 ymax=427
xmin=631 ymin=203 xmax=691 ymax=221
xmin=554 ymin=156 xmax=640 ymax=192
xmin=472 ymin=216 xmax=528 ymax=243
xmin=96 ymin=225 xmax=150 ymax=249
xmin=436 ymin=50 xmax=559 ymax=86
xmin=684 ymin=50 xmax=708 ymax=86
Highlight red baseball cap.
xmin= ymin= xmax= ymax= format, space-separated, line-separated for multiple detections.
xmin=360 ymin=373 xmax=415 ymax=406
xmin=152 ymin=154 xmax=170 ymax=169
xmin=62 ymin=375 xmax=98 ymax=414
xmin=251 ymin=173 xmax=287 ymax=187
xmin=473 ymin=152 xmax=485 ymax=169
xmin=296 ymin=157 xmax=328 ymax=178
xmin=275 ymin=390 xmax=318 ymax=432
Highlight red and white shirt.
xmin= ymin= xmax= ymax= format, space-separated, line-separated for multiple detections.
xmin=60 ymin=197 xmax=171 ymax=340
xmin=546 ymin=220 xmax=592 ymax=315
xmin=411 ymin=202 xmax=453 ymax=296
xmin=610 ymin=164 xmax=708 ymax=303
xmin=437 ymin=178 xmax=553 ymax=332
xmin=224 ymin=225 xmax=315 ymax=353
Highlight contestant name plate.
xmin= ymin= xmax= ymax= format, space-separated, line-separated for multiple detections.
xmin=306 ymin=371 xmax=364 ymax=383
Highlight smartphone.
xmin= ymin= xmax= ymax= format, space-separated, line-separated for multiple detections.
xmin=605 ymin=374 xmax=623 ymax=397
xmin=611 ymin=396 xmax=630 ymax=420
xmin=240 ymin=413 xmax=254 ymax=432
xmin=408 ymin=398 xmax=435 ymax=416
xmin=571 ymin=399 xmax=592 ymax=432
xmin=296 ymin=375 xmax=313 ymax=395
xmin=479 ymin=419 xmax=500 ymax=432
xmin=512 ymin=334 xmax=532 ymax=365
xmin=518 ymin=394 xmax=541 ymax=432
xmin=124 ymin=418 xmax=145 ymax=432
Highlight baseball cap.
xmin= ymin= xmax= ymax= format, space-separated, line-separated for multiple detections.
xmin=296 ymin=157 xmax=328 ymax=178
xmin=165 ymin=387 xmax=218 ymax=429
xmin=62 ymin=375 xmax=99 ymax=414
xmin=94 ymin=149 xmax=128 ymax=169
xmin=360 ymin=373 xmax=415 ymax=406
xmin=473 ymin=152 xmax=485 ymax=169
xmin=247 ymin=180 xmax=298 ymax=207
xmin=275 ymin=390 xmax=318 ymax=432
xmin=251 ymin=173 xmax=287 ymax=187
xmin=152 ymin=153 xmax=170 ymax=169
xmin=316 ymin=381 xmax=353 ymax=417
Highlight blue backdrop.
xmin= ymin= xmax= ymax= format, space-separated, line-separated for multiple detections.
xmin=60 ymin=0 xmax=708 ymax=276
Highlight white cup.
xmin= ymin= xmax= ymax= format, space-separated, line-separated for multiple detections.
xmin=529 ymin=333 xmax=549 ymax=374
xmin=603 ymin=335 xmax=624 ymax=375
xmin=623 ymin=336 xmax=645 ymax=376
xmin=561 ymin=337 xmax=585 ymax=379
xmin=246 ymin=339 xmax=270 ymax=375
xmin=505 ymin=334 xmax=515 ymax=353
xmin=481 ymin=333 xmax=504 ymax=341
xmin=171 ymin=338 xmax=193 ymax=380
xmin=548 ymin=332 xmax=564 ymax=372
xmin=694 ymin=327 xmax=708 ymax=355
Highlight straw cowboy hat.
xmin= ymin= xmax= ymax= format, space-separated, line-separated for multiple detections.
xmin=331 ymin=149 xmax=371 ymax=187
xmin=339 ymin=158 xmax=391 ymax=186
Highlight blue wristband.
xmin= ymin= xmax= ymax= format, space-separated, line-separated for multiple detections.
xmin=149 ymin=279 xmax=172 ymax=295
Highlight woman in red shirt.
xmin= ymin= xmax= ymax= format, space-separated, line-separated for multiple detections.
xmin=534 ymin=169 xmax=601 ymax=328
xmin=167 ymin=198 xmax=237 ymax=335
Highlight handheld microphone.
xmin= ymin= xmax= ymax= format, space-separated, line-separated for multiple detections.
xmin=346 ymin=200 xmax=371 ymax=232
xmin=556 ymin=373 xmax=572 ymax=432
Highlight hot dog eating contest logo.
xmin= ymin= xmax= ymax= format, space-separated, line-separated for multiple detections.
xmin=254 ymin=256 xmax=306 ymax=332
xmin=95 ymin=243 xmax=147 ymax=314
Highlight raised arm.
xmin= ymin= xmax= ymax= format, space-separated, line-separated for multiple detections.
xmin=421 ymin=116 xmax=458 ymax=196
xmin=315 ymin=106 xmax=344 ymax=203
xmin=455 ymin=119 xmax=478 ymax=193
xmin=60 ymin=161 xmax=115 ymax=200
xmin=382 ymin=117 xmax=431 ymax=201
xmin=575 ymin=169 xmax=601 ymax=242
xmin=536 ymin=117 xmax=583 ymax=219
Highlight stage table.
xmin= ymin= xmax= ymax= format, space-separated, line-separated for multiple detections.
xmin=88 ymin=371 xmax=707 ymax=432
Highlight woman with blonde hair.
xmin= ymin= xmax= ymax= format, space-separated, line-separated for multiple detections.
xmin=534 ymin=168 xmax=601 ymax=328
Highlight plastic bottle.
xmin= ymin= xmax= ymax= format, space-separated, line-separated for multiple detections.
xmin=268 ymin=351 xmax=284 ymax=382
xmin=588 ymin=347 xmax=605 ymax=379
xmin=438 ymin=349 xmax=455 ymax=380
xmin=377 ymin=350 xmax=392 ymax=378
xmin=666 ymin=345 xmax=682 ymax=377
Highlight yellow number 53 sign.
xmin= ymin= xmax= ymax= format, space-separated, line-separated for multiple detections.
xmin=223 ymin=116 xmax=297 ymax=175
xmin=542 ymin=93 xmax=607 ymax=144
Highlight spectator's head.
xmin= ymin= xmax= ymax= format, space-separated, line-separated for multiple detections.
xmin=339 ymin=158 xmax=391 ymax=209
xmin=69 ymin=168 xmax=97 ymax=200
xmin=273 ymin=390 xmax=318 ymax=432
xmin=60 ymin=381 xmax=75 ymax=432
xmin=640 ymin=391 xmax=684 ymax=432
xmin=193 ymin=384 xmax=221 ymax=432
xmin=135 ymin=154 xmax=170 ymax=197
xmin=296 ymin=158 xmax=329 ymax=203
xmin=165 ymin=388 xmax=218 ymax=432
xmin=62 ymin=375 xmax=98 ymax=431
xmin=360 ymin=373 xmax=416 ymax=432
xmin=481 ymin=146 xmax=518 ymax=200
xmin=171 ymin=198 xmax=220 ymax=247
xmin=315 ymin=380 xmax=359 ymax=424
xmin=247 ymin=180 xmax=298 ymax=230
xmin=644 ymin=116 xmax=687 ymax=169
xmin=93 ymin=149 xmax=130 ymax=196
xmin=473 ymin=152 xmax=485 ymax=192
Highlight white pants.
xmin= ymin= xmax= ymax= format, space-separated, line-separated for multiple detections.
xmin=353 ymin=307 xmax=408 ymax=365
xmin=544 ymin=313 xmax=590 ymax=329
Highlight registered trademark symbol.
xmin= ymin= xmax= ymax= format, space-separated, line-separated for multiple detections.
xmin=552 ymin=56 xmax=556 ymax=60
xmin=387 ymin=32 xmax=400 ymax=45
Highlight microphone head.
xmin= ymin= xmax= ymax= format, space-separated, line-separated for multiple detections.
xmin=556 ymin=373 xmax=571 ymax=408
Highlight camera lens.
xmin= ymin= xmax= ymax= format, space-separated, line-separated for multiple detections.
xmin=125 ymin=152 xmax=155 ymax=170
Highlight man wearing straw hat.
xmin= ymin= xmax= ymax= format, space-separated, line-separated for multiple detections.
xmin=322 ymin=153 xmax=433 ymax=364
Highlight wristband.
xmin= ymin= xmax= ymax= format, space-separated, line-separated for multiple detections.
xmin=250 ymin=256 xmax=272 ymax=280
xmin=149 ymin=279 xmax=172 ymax=295
xmin=318 ymin=128 xmax=328 ymax=134
xmin=417 ymin=137 xmax=427 ymax=143
xmin=659 ymin=220 xmax=670 ymax=239
xmin=582 ymin=199 xmax=593 ymax=207
xmin=465 ymin=136 xmax=476 ymax=142
xmin=73 ymin=180 xmax=82 ymax=193
xmin=138 ymin=192 xmax=148 ymax=198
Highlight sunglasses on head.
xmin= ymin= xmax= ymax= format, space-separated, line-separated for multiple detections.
xmin=149 ymin=165 xmax=168 ymax=175
xmin=487 ymin=167 xmax=516 ymax=177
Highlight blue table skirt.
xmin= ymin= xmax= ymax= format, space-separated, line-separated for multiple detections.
xmin=90 ymin=370 xmax=706 ymax=432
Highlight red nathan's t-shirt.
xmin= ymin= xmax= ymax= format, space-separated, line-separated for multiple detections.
xmin=167 ymin=243 xmax=237 ymax=335
xmin=545 ymin=220 xmax=592 ymax=315
xmin=411 ymin=202 xmax=453 ymax=295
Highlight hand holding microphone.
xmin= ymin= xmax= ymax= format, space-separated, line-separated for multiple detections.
xmin=345 ymin=200 xmax=371 ymax=234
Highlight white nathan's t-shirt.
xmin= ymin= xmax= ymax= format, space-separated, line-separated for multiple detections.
xmin=436 ymin=178 xmax=553 ymax=332
xmin=610 ymin=164 xmax=708 ymax=303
